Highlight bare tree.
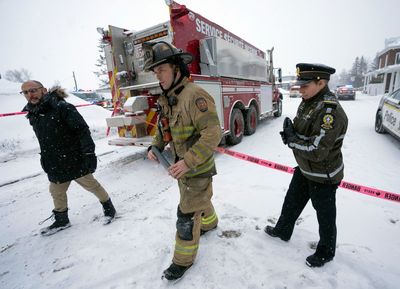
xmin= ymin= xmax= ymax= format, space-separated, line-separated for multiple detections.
xmin=4 ymin=69 xmax=32 ymax=83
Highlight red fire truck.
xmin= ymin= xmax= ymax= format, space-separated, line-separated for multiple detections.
xmin=99 ymin=0 xmax=282 ymax=146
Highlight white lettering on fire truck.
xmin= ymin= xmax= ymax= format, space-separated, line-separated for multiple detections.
xmin=195 ymin=18 xmax=223 ymax=38
xmin=195 ymin=18 xmax=258 ymax=56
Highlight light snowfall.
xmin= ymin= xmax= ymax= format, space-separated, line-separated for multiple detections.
xmin=0 ymin=78 xmax=399 ymax=289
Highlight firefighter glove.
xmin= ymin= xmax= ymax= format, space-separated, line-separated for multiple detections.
xmin=83 ymin=153 xmax=97 ymax=173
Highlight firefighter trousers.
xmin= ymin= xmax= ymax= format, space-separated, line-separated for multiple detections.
xmin=274 ymin=167 xmax=338 ymax=258
xmin=49 ymin=173 xmax=110 ymax=212
xmin=173 ymin=177 xmax=218 ymax=266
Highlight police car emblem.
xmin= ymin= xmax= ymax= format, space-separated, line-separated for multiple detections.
xmin=195 ymin=97 xmax=208 ymax=112
xmin=321 ymin=114 xmax=334 ymax=129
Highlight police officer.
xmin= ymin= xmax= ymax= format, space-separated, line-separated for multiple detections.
xmin=265 ymin=63 xmax=348 ymax=267
xmin=145 ymin=41 xmax=222 ymax=280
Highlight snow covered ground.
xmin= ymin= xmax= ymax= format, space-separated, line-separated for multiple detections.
xmin=0 ymin=79 xmax=399 ymax=289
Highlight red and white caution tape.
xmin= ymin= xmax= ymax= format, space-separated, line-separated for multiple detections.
xmin=0 ymin=103 xmax=95 ymax=118
xmin=215 ymin=147 xmax=400 ymax=204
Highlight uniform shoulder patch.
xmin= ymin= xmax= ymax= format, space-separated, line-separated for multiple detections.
xmin=321 ymin=113 xmax=335 ymax=130
xmin=195 ymin=97 xmax=208 ymax=112
xmin=323 ymin=100 xmax=337 ymax=109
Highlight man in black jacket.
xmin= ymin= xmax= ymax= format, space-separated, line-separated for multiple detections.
xmin=21 ymin=80 xmax=116 ymax=236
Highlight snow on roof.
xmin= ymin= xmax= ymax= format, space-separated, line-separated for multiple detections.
xmin=385 ymin=36 xmax=400 ymax=48
xmin=377 ymin=36 xmax=400 ymax=57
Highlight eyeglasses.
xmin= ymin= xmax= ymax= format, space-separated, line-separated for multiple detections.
xmin=20 ymin=87 xmax=43 ymax=95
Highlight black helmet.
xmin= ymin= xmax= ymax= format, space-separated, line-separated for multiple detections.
xmin=143 ymin=41 xmax=193 ymax=72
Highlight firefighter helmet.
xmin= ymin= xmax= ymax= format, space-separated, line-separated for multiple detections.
xmin=143 ymin=41 xmax=193 ymax=72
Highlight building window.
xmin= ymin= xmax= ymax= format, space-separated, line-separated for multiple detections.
xmin=385 ymin=54 xmax=389 ymax=67
xmin=392 ymin=72 xmax=397 ymax=92
xmin=380 ymin=57 xmax=384 ymax=68
xmin=370 ymin=73 xmax=384 ymax=84
xmin=396 ymin=52 xmax=400 ymax=65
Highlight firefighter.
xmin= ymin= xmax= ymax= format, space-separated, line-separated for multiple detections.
xmin=264 ymin=63 xmax=348 ymax=267
xmin=145 ymin=41 xmax=222 ymax=280
xmin=20 ymin=80 xmax=116 ymax=236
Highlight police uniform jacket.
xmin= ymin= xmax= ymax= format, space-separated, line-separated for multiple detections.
xmin=152 ymin=77 xmax=222 ymax=178
xmin=23 ymin=88 xmax=96 ymax=183
xmin=288 ymin=86 xmax=348 ymax=184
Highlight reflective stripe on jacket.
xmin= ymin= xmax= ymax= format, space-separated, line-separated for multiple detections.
xmin=288 ymin=86 xmax=348 ymax=184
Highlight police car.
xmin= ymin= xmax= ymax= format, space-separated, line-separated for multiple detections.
xmin=375 ymin=88 xmax=400 ymax=140
xmin=335 ymin=85 xmax=356 ymax=100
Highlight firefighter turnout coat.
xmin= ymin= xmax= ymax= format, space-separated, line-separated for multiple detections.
xmin=151 ymin=77 xmax=222 ymax=212
xmin=288 ymin=86 xmax=348 ymax=184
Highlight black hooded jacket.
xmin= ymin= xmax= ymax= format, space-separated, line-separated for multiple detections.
xmin=23 ymin=88 xmax=96 ymax=183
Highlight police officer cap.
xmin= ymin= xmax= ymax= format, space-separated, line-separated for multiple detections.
xmin=294 ymin=63 xmax=336 ymax=86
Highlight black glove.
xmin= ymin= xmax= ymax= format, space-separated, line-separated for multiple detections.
xmin=280 ymin=131 xmax=288 ymax=145
xmin=83 ymin=153 xmax=97 ymax=173
xmin=280 ymin=117 xmax=297 ymax=145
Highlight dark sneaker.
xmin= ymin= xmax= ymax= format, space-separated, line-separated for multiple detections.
xmin=200 ymin=225 xmax=217 ymax=236
xmin=162 ymin=263 xmax=192 ymax=281
xmin=264 ymin=225 xmax=290 ymax=241
xmin=40 ymin=210 xmax=71 ymax=236
xmin=306 ymin=253 xmax=333 ymax=267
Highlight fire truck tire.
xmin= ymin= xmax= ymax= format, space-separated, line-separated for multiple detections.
xmin=226 ymin=108 xmax=244 ymax=145
xmin=274 ymin=96 xmax=283 ymax=117
xmin=244 ymin=105 xmax=258 ymax=136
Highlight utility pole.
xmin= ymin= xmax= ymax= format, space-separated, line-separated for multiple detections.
xmin=72 ymin=71 xmax=78 ymax=91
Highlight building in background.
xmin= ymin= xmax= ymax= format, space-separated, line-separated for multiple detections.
xmin=364 ymin=37 xmax=400 ymax=96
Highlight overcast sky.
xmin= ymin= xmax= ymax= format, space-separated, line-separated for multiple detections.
xmin=1 ymin=0 xmax=399 ymax=90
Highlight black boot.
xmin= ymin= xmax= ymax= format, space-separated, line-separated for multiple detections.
xmin=306 ymin=252 xmax=334 ymax=267
xmin=200 ymin=225 xmax=218 ymax=236
xmin=101 ymin=198 xmax=116 ymax=219
xmin=162 ymin=263 xmax=192 ymax=281
xmin=264 ymin=225 xmax=290 ymax=241
xmin=40 ymin=209 xmax=71 ymax=236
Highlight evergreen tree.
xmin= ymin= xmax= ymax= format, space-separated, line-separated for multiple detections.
xmin=338 ymin=69 xmax=350 ymax=86
xmin=93 ymin=38 xmax=109 ymax=87
xmin=349 ymin=56 xmax=369 ymax=88
xmin=359 ymin=56 xmax=368 ymax=74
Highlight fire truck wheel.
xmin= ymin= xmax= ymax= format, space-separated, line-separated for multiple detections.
xmin=244 ymin=105 xmax=258 ymax=136
xmin=227 ymin=108 xmax=244 ymax=145
xmin=274 ymin=97 xmax=283 ymax=117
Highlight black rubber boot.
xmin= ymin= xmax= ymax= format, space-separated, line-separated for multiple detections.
xmin=40 ymin=210 xmax=71 ymax=236
xmin=162 ymin=263 xmax=192 ymax=281
xmin=101 ymin=198 xmax=116 ymax=219
xmin=200 ymin=225 xmax=217 ymax=236
xmin=264 ymin=225 xmax=290 ymax=241
xmin=306 ymin=252 xmax=334 ymax=267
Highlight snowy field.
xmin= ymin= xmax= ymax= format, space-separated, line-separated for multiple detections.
xmin=0 ymin=79 xmax=399 ymax=289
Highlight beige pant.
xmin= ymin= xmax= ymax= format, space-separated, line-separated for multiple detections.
xmin=173 ymin=177 xmax=218 ymax=266
xmin=49 ymin=174 xmax=109 ymax=212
